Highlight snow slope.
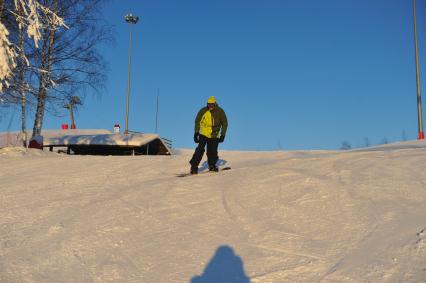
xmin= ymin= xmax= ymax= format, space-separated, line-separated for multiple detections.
xmin=1 ymin=141 xmax=426 ymax=282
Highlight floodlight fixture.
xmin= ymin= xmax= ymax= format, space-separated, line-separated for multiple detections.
xmin=125 ymin=14 xmax=139 ymax=24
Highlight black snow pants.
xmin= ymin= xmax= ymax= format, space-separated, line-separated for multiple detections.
xmin=190 ymin=135 xmax=219 ymax=168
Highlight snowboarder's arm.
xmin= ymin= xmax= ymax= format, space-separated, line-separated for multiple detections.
xmin=220 ymin=109 xmax=228 ymax=137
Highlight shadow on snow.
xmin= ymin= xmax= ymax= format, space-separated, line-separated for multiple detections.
xmin=198 ymin=159 xmax=227 ymax=172
xmin=190 ymin=245 xmax=250 ymax=283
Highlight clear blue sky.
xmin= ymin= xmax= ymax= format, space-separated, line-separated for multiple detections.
xmin=2 ymin=0 xmax=426 ymax=150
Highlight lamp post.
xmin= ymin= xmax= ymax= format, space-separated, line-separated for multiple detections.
xmin=124 ymin=13 xmax=139 ymax=134
xmin=413 ymin=0 xmax=424 ymax=140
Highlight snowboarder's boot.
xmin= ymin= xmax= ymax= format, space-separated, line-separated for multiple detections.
xmin=209 ymin=165 xmax=219 ymax=172
xmin=190 ymin=166 xmax=198 ymax=175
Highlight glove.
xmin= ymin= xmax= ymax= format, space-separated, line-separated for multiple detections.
xmin=219 ymin=135 xmax=225 ymax=143
xmin=194 ymin=133 xmax=200 ymax=143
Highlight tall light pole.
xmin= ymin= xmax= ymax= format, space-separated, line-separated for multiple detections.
xmin=124 ymin=13 xmax=139 ymax=134
xmin=413 ymin=0 xmax=424 ymax=140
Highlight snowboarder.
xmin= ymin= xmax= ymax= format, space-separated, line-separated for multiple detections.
xmin=190 ymin=96 xmax=228 ymax=174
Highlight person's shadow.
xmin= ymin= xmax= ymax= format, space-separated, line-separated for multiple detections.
xmin=190 ymin=245 xmax=250 ymax=283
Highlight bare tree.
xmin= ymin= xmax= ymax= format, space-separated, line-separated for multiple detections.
xmin=31 ymin=0 xmax=59 ymax=136
xmin=31 ymin=0 xmax=111 ymax=137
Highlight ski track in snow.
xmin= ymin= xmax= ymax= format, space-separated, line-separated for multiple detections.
xmin=1 ymin=141 xmax=426 ymax=282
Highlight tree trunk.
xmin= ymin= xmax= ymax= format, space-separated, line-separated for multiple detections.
xmin=18 ymin=4 xmax=27 ymax=147
xmin=19 ymin=28 xmax=27 ymax=146
xmin=32 ymin=26 xmax=55 ymax=137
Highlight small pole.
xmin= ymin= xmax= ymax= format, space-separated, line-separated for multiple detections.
xmin=413 ymin=0 xmax=424 ymax=140
xmin=69 ymin=104 xmax=76 ymax=129
xmin=155 ymin=88 xmax=159 ymax=133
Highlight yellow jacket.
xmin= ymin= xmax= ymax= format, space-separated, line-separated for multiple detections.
xmin=194 ymin=105 xmax=228 ymax=138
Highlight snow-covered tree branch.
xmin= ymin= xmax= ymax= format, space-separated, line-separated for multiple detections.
xmin=0 ymin=21 xmax=16 ymax=92
xmin=1 ymin=0 xmax=65 ymax=93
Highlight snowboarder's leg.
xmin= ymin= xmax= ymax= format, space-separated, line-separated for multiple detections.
xmin=207 ymin=138 xmax=219 ymax=171
xmin=190 ymin=135 xmax=208 ymax=171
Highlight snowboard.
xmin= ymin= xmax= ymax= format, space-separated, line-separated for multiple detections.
xmin=176 ymin=166 xmax=231 ymax=178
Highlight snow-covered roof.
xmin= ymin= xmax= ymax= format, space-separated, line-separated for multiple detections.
xmin=43 ymin=133 xmax=161 ymax=147
xmin=39 ymin=130 xmax=171 ymax=155
xmin=1 ymin=129 xmax=172 ymax=155
xmin=0 ymin=129 xmax=111 ymax=148
xmin=41 ymin=129 xmax=112 ymax=138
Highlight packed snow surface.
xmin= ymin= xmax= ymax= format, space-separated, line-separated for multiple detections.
xmin=1 ymin=141 xmax=426 ymax=282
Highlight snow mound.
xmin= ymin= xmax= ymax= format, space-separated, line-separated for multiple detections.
xmin=0 ymin=146 xmax=58 ymax=157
